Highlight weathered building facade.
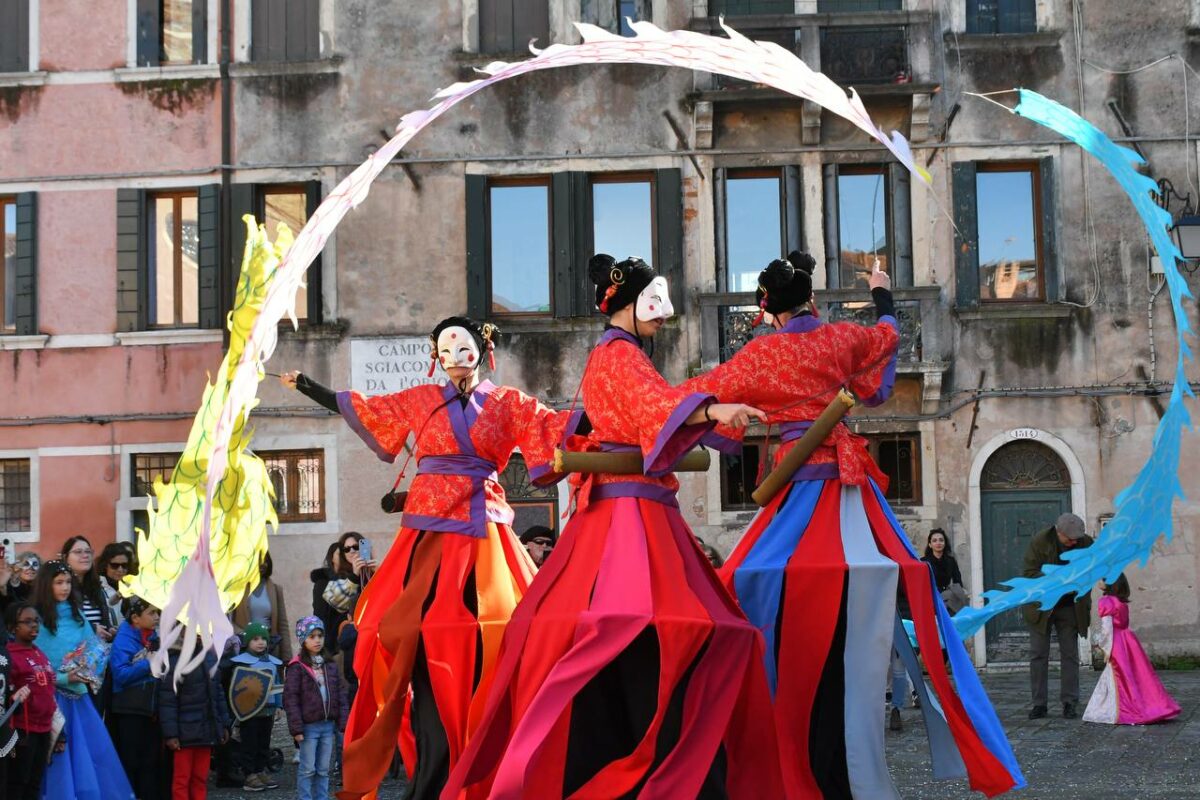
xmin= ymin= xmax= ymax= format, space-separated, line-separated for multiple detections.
xmin=3 ymin=0 xmax=1199 ymax=665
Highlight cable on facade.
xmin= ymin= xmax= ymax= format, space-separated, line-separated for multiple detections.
xmin=0 ymin=407 xmax=337 ymax=427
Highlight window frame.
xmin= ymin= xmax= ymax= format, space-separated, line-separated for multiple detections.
xmin=256 ymin=183 xmax=320 ymax=323
xmin=719 ymin=435 xmax=780 ymax=511
xmin=717 ymin=167 xmax=793 ymax=294
xmin=708 ymin=0 xmax=795 ymax=15
xmin=258 ymin=448 xmax=327 ymax=524
xmin=0 ymin=457 xmax=33 ymax=535
xmin=486 ymin=175 xmax=555 ymax=319
xmin=0 ymin=0 xmax=32 ymax=73
xmin=146 ymin=189 xmax=201 ymax=329
xmin=864 ymin=432 xmax=922 ymax=505
xmin=831 ymin=163 xmax=893 ymax=291
xmin=478 ymin=0 xmax=550 ymax=54
xmin=249 ymin=0 xmax=321 ymax=62
xmin=965 ymin=0 xmax=1037 ymax=35
xmin=1 ymin=195 xmax=13 ymax=333
xmin=590 ymin=170 xmax=658 ymax=269
xmin=134 ymin=0 xmax=211 ymax=67
xmin=975 ymin=160 xmax=1045 ymax=304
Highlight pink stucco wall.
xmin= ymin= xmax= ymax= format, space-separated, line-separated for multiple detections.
xmin=38 ymin=191 xmax=118 ymax=334
xmin=0 ymin=84 xmax=219 ymax=180
xmin=39 ymin=0 xmax=128 ymax=71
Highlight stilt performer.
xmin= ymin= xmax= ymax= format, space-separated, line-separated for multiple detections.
xmin=280 ymin=316 xmax=570 ymax=799
xmin=444 ymin=255 xmax=783 ymax=799
xmin=683 ymin=253 xmax=1025 ymax=799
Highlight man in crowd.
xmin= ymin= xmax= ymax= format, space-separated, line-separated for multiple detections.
xmin=1023 ymin=512 xmax=1093 ymax=720
xmin=520 ymin=525 xmax=555 ymax=567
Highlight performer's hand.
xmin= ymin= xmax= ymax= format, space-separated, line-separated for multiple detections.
xmin=280 ymin=370 xmax=301 ymax=390
xmin=708 ymin=404 xmax=768 ymax=429
xmin=868 ymin=265 xmax=891 ymax=291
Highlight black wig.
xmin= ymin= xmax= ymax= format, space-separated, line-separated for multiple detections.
xmin=589 ymin=254 xmax=656 ymax=316
xmin=755 ymin=250 xmax=816 ymax=316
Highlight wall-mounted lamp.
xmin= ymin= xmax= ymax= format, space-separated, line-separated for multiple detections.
xmin=1156 ymin=178 xmax=1200 ymax=270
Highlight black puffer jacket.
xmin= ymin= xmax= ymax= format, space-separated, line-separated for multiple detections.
xmin=158 ymin=650 xmax=231 ymax=747
xmin=311 ymin=567 xmax=360 ymax=653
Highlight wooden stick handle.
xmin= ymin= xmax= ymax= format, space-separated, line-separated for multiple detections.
xmin=551 ymin=449 xmax=711 ymax=474
xmin=751 ymin=390 xmax=856 ymax=507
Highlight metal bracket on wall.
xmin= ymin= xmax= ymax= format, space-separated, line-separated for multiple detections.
xmin=966 ymin=369 xmax=986 ymax=449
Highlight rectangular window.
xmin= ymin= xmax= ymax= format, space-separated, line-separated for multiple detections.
xmin=708 ymin=0 xmax=794 ymax=14
xmin=0 ymin=459 xmax=31 ymax=533
xmin=817 ymin=0 xmax=902 ymax=10
xmin=489 ymin=179 xmax=552 ymax=316
xmin=592 ymin=175 xmax=654 ymax=268
xmin=260 ymin=186 xmax=310 ymax=320
xmin=866 ymin=433 xmax=921 ymax=504
xmin=161 ymin=0 xmax=195 ymax=62
xmin=835 ymin=166 xmax=889 ymax=290
xmin=251 ymin=0 xmax=320 ymax=62
xmin=966 ymin=0 xmax=1036 ymax=34
xmin=725 ymin=171 xmax=784 ymax=293
xmin=720 ymin=438 xmax=778 ymax=510
xmin=131 ymin=452 xmax=183 ymax=497
xmin=479 ymin=0 xmax=549 ymax=53
xmin=618 ymin=0 xmax=637 ymax=36
xmin=260 ymin=449 xmax=325 ymax=523
xmin=0 ymin=0 xmax=31 ymax=72
xmin=148 ymin=191 xmax=200 ymax=327
xmin=1 ymin=197 xmax=14 ymax=332
xmin=137 ymin=0 xmax=206 ymax=66
xmin=976 ymin=164 xmax=1042 ymax=302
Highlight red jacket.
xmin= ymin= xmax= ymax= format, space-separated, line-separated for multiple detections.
xmin=8 ymin=642 xmax=57 ymax=733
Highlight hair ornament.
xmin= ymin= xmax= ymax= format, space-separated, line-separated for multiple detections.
xmin=599 ymin=284 xmax=619 ymax=313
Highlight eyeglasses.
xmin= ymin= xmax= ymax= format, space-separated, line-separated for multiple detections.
xmin=342 ymin=544 xmax=360 ymax=553
xmin=109 ymin=561 xmax=130 ymax=571
xmin=528 ymin=538 xmax=554 ymax=548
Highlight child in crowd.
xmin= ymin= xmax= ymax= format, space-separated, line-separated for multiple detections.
xmin=159 ymin=630 xmax=232 ymax=800
xmin=0 ymin=617 xmax=27 ymax=788
xmin=228 ymin=621 xmax=284 ymax=792
xmin=284 ymin=617 xmax=348 ymax=800
xmin=6 ymin=602 xmax=59 ymax=798
xmin=110 ymin=596 xmax=165 ymax=799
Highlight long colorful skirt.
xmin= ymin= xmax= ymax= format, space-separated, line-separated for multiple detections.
xmin=720 ymin=479 xmax=1025 ymax=799
xmin=442 ymin=494 xmax=784 ymax=800
xmin=340 ymin=522 xmax=535 ymax=800
xmin=43 ymin=690 xmax=135 ymax=800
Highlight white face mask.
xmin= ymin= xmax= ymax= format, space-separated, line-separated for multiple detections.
xmin=436 ymin=326 xmax=481 ymax=370
xmin=635 ymin=276 xmax=674 ymax=322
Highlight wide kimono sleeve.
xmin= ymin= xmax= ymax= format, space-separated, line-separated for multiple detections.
xmin=597 ymin=340 xmax=717 ymax=476
xmin=678 ymin=338 xmax=774 ymax=455
xmin=846 ymin=318 xmax=899 ymax=407
xmin=503 ymin=390 xmax=581 ymax=487
xmin=335 ymin=387 xmax=421 ymax=463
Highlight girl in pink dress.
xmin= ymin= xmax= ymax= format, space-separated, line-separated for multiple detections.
xmin=1083 ymin=574 xmax=1181 ymax=725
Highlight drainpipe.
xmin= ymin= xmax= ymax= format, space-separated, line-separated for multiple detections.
xmin=219 ymin=0 xmax=233 ymax=336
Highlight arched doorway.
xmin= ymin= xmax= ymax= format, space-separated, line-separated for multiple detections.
xmin=980 ymin=441 xmax=1072 ymax=662
xmin=498 ymin=454 xmax=561 ymax=538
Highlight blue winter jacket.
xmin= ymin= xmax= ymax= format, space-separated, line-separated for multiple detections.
xmin=158 ymin=650 xmax=231 ymax=747
xmin=110 ymin=621 xmax=157 ymax=693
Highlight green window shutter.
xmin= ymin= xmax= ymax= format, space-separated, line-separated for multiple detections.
xmin=783 ymin=165 xmax=803 ymax=256
xmin=713 ymin=167 xmax=728 ymax=291
xmin=0 ymin=0 xmax=30 ymax=72
xmin=227 ymin=184 xmax=256 ymax=316
xmin=655 ymin=168 xmax=684 ymax=311
xmin=569 ymin=172 xmax=593 ymax=317
xmin=952 ymin=162 xmax=980 ymax=308
xmin=304 ymin=179 xmax=324 ymax=323
xmin=198 ymin=185 xmax=221 ymax=329
xmin=136 ymin=0 xmax=160 ymax=66
xmin=116 ymin=189 xmax=147 ymax=331
xmin=551 ymin=173 xmax=575 ymax=320
xmin=465 ymin=175 xmax=489 ymax=320
xmin=1039 ymin=156 xmax=1059 ymax=302
xmin=888 ymin=162 xmax=913 ymax=288
xmin=192 ymin=0 xmax=208 ymax=63
xmin=290 ymin=0 xmax=320 ymax=61
xmin=13 ymin=192 xmax=36 ymax=335
xmin=822 ymin=163 xmax=841 ymax=289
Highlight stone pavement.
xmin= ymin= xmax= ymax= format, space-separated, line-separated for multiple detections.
xmin=208 ymin=668 xmax=1200 ymax=799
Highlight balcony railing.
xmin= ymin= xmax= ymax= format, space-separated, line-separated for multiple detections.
xmin=820 ymin=25 xmax=909 ymax=84
xmin=697 ymin=286 xmax=942 ymax=371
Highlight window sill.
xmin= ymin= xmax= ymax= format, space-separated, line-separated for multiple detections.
xmin=279 ymin=320 xmax=347 ymax=341
xmin=0 ymin=334 xmax=50 ymax=351
xmin=115 ymin=329 xmax=224 ymax=347
xmin=693 ymin=82 xmax=939 ymax=105
xmin=0 ymin=71 xmax=48 ymax=88
xmin=0 ymin=530 xmax=39 ymax=543
xmin=955 ymin=303 xmax=1073 ymax=321
xmin=114 ymin=64 xmax=221 ymax=83
xmin=944 ymin=31 xmax=1063 ymax=51
xmin=690 ymin=10 xmax=933 ymax=31
xmin=229 ymin=57 xmax=343 ymax=78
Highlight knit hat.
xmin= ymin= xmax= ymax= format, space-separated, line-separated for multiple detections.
xmin=241 ymin=621 xmax=270 ymax=645
xmin=295 ymin=615 xmax=324 ymax=642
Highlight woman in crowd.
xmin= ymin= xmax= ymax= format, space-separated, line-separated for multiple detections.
xmin=60 ymin=536 xmax=116 ymax=642
xmin=97 ymin=543 xmax=134 ymax=615
xmin=923 ymin=528 xmax=963 ymax=592
xmin=1083 ymin=574 xmax=1181 ymax=725
xmin=6 ymin=601 xmax=58 ymax=798
xmin=0 ymin=551 xmax=38 ymax=616
xmin=446 ymin=256 xmax=779 ymax=799
xmin=681 ymin=253 xmax=1023 ymax=798
xmin=232 ymin=553 xmax=292 ymax=661
xmin=34 ymin=560 xmax=134 ymax=800
xmin=310 ymin=532 xmax=374 ymax=652
xmin=110 ymin=596 xmax=165 ymax=800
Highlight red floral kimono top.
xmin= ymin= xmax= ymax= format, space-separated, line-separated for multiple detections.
xmin=566 ymin=328 xmax=717 ymax=507
xmin=683 ymin=314 xmax=899 ymax=486
xmin=338 ymin=379 xmax=567 ymax=538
